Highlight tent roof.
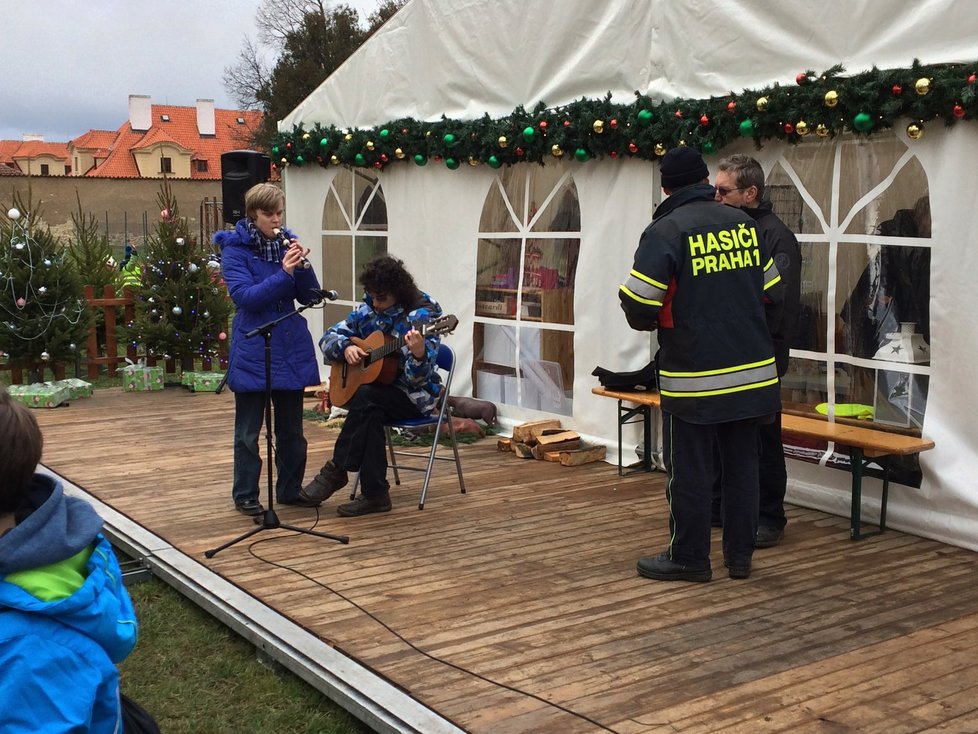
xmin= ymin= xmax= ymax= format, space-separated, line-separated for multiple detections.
xmin=280 ymin=0 xmax=978 ymax=132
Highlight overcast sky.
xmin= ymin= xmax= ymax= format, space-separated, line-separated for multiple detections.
xmin=0 ymin=0 xmax=382 ymax=142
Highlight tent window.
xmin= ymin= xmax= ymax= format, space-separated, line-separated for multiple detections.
xmin=771 ymin=131 xmax=931 ymax=486
xmin=320 ymin=168 xmax=388 ymax=326
xmin=473 ymin=165 xmax=580 ymax=416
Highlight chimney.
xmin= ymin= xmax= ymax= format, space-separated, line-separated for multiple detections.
xmin=196 ymin=99 xmax=216 ymax=136
xmin=129 ymin=95 xmax=152 ymax=132
xmin=22 ymin=134 xmax=44 ymax=142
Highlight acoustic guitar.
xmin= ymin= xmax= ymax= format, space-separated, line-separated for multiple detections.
xmin=328 ymin=314 xmax=459 ymax=408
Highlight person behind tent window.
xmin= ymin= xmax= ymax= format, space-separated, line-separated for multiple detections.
xmin=215 ymin=183 xmax=323 ymax=516
xmin=298 ymin=255 xmax=444 ymax=517
xmin=0 ymin=391 xmax=159 ymax=733
xmin=618 ymin=146 xmax=784 ymax=583
xmin=712 ymin=154 xmax=803 ymax=549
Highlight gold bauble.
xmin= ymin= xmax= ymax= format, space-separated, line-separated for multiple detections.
xmin=551 ymin=144 xmax=564 ymax=158
xmin=907 ymin=123 xmax=924 ymax=140
xmin=280 ymin=157 xmax=288 ymax=164
xmin=795 ymin=120 xmax=809 ymax=136
xmin=824 ymin=90 xmax=839 ymax=108
xmin=468 ymin=157 xmax=480 ymax=166
xmin=365 ymin=140 xmax=375 ymax=151
xmin=592 ymin=119 xmax=605 ymax=134
xmin=343 ymin=133 xmax=353 ymax=142
xmin=815 ymin=123 xmax=830 ymax=138
xmin=330 ymin=155 xmax=340 ymax=165
xmin=756 ymin=96 xmax=769 ymax=111
xmin=654 ymin=143 xmax=667 ymax=156
xmin=394 ymin=147 xmax=405 ymax=159
xmin=915 ymin=77 xmax=931 ymax=96
xmin=302 ymin=132 xmax=310 ymax=140
xmin=498 ymin=135 xmax=509 ymax=148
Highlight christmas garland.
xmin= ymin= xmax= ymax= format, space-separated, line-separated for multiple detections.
xmin=269 ymin=59 xmax=978 ymax=171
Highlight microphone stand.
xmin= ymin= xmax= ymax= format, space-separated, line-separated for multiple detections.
xmin=205 ymin=298 xmax=349 ymax=558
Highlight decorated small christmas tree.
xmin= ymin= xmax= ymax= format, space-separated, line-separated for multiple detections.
xmin=125 ymin=182 xmax=231 ymax=370
xmin=0 ymin=194 xmax=89 ymax=382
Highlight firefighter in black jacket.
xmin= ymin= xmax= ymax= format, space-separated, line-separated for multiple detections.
xmin=619 ymin=146 xmax=784 ymax=582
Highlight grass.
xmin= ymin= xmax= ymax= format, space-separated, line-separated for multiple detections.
xmin=120 ymin=576 xmax=374 ymax=734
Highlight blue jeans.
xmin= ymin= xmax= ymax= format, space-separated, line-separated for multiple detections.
xmin=233 ymin=390 xmax=307 ymax=505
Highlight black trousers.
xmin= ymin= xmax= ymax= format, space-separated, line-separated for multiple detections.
xmin=663 ymin=412 xmax=760 ymax=567
xmin=332 ymin=383 xmax=422 ymax=498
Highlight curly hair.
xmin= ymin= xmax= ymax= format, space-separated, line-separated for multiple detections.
xmin=359 ymin=255 xmax=423 ymax=308
xmin=0 ymin=391 xmax=43 ymax=514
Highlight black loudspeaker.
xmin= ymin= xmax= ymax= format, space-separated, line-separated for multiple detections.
xmin=221 ymin=150 xmax=271 ymax=224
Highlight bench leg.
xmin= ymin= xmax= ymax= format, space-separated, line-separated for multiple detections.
xmin=617 ymin=401 xmax=654 ymax=476
xmin=850 ymin=447 xmax=886 ymax=540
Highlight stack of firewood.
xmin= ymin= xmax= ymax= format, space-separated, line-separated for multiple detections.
xmin=497 ymin=419 xmax=606 ymax=466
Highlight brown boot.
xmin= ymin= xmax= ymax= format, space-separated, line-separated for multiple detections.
xmin=296 ymin=460 xmax=348 ymax=506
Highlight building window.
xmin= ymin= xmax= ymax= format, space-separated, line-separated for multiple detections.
xmin=236 ymin=117 xmax=246 ymax=124
xmin=40 ymin=164 xmax=50 ymax=176
xmin=320 ymin=168 xmax=388 ymax=327
xmin=195 ymin=160 xmax=209 ymax=173
xmin=473 ymin=165 xmax=580 ymax=416
xmin=160 ymin=157 xmax=172 ymax=174
xmin=160 ymin=114 xmax=170 ymax=122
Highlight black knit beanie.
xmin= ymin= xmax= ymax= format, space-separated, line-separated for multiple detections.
xmin=660 ymin=146 xmax=709 ymax=189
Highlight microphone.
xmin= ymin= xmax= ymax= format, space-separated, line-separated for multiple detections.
xmin=311 ymin=288 xmax=340 ymax=301
xmin=273 ymin=227 xmax=311 ymax=269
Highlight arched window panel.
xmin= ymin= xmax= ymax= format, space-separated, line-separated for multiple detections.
xmin=478 ymin=182 xmax=519 ymax=232
xmin=321 ymin=168 xmax=388 ymax=307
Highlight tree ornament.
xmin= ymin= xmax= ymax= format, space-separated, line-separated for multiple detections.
xmin=468 ymin=157 xmax=479 ymax=166
xmin=891 ymin=84 xmax=903 ymax=96
xmin=443 ymin=133 xmax=457 ymax=146
xmin=969 ymin=73 xmax=977 ymax=84
xmin=795 ymin=120 xmax=809 ymax=136
xmin=281 ymin=157 xmax=288 ymax=165
xmin=355 ymin=153 xmax=366 ymax=166
xmin=953 ymin=104 xmax=966 ymax=119
xmin=637 ymin=109 xmax=653 ymax=126
xmin=756 ymin=96 xmax=769 ymax=111
xmin=302 ymin=132 xmax=310 ymax=140
xmin=365 ymin=141 xmax=375 ymax=151
xmin=915 ymin=77 xmax=931 ymax=95
xmin=43 ymin=259 xmax=51 ymax=267
xmin=628 ymin=142 xmax=639 ymax=154
xmin=539 ymin=120 xmax=549 ymax=130
xmin=16 ymin=298 xmax=25 ymax=307
xmin=488 ymin=155 xmax=502 ymax=169
xmin=522 ymin=126 xmax=536 ymax=141
xmin=414 ymin=154 xmax=427 ymax=166
xmin=69 ymin=343 xmax=76 ymax=350
xmin=726 ymin=100 xmax=737 ymax=113
xmin=907 ymin=122 xmax=924 ymax=140
xmin=219 ymin=331 xmax=227 ymax=340
xmin=160 ymin=208 xmax=170 ymax=219
xmin=176 ymin=237 xmax=185 ymax=245
xmin=330 ymin=155 xmax=340 ymax=165
xmin=609 ymin=118 xmax=618 ymax=130
xmin=445 ymin=158 xmax=459 ymax=169
xmin=38 ymin=286 xmax=48 ymax=294
xmin=702 ymin=141 xmax=715 ymax=154
xmin=172 ymin=306 xmax=183 ymax=315
xmin=7 ymin=207 xmax=20 ymax=219
xmin=795 ymin=72 xmax=809 ymax=85
xmin=563 ymin=119 xmax=571 ymax=127
xmin=379 ymin=128 xmax=390 ymax=139
xmin=14 ymin=242 xmax=24 ymax=250
xmin=394 ymin=148 xmax=405 ymax=159
xmin=816 ymin=123 xmax=830 ymax=137
xmin=320 ymin=137 xmax=329 ymax=146
xmin=498 ymin=135 xmax=509 ymax=148
xmin=592 ymin=119 xmax=605 ymax=134
xmin=272 ymin=146 xmax=280 ymax=154
xmin=654 ymin=143 xmax=666 ymax=156
xmin=344 ymin=133 xmax=353 ymax=142
xmin=574 ymin=148 xmax=590 ymax=162
xmin=551 ymin=144 xmax=564 ymax=158
xmin=783 ymin=122 xmax=794 ymax=134
xmin=824 ymin=90 xmax=839 ymax=107
xmin=295 ymin=155 xmax=304 ymax=164
xmin=674 ymin=109 xmax=683 ymax=119
xmin=40 ymin=351 xmax=50 ymax=361
xmin=285 ymin=142 xmax=292 ymax=149
xmin=852 ymin=112 xmax=874 ymax=132
xmin=738 ymin=119 xmax=755 ymax=137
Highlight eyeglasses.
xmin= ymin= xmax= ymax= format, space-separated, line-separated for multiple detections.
xmin=715 ymin=186 xmax=746 ymax=197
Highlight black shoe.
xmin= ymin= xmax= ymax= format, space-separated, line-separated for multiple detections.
xmin=234 ymin=499 xmax=264 ymax=516
xmin=336 ymin=493 xmax=392 ymax=517
xmin=724 ymin=559 xmax=752 ymax=579
xmin=636 ymin=553 xmax=712 ymax=582
xmin=755 ymin=526 xmax=784 ymax=548
xmin=299 ymin=460 xmax=349 ymax=505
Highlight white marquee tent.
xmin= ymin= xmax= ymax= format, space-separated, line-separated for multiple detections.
xmin=277 ymin=0 xmax=978 ymax=549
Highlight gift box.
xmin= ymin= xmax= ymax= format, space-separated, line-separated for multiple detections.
xmin=191 ymin=371 xmax=224 ymax=392
xmin=51 ymin=378 xmax=94 ymax=399
xmin=6 ymin=382 xmax=71 ymax=408
xmin=123 ymin=365 xmax=164 ymax=392
xmin=181 ymin=371 xmax=200 ymax=387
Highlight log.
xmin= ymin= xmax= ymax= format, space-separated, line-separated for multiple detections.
xmin=559 ymin=445 xmax=607 ymax=466
xmin=497 ymin=438 xmax=512 ymax=452
xmin=536 ymin=429 xmax=580 ymax=447
xmin=512 ymin=419 xmax=562 ymax=443
xmin=512 ymin=442 xmax=536 ymax=459
xmin=542 ymin=450 xmax=563 ymax=462
xmin=531 ymin=439 xmax=580 ymax=460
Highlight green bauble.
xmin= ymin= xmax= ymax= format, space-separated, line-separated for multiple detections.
xmin=319 ymin=137 xmax=328 ymax=147
xmin=445 ymin=157 xmax=460 ymax=169
xmin=488 ymin=155 xmax=502 ymax=169
xmin=443 ymin=132 xmax=457 ymax=146
xmin=701 ymin=141 xmax=715 ymax=155
xmin=522 ymin=126 xmax=536 ymax=141
xmin=738 ymin=119 xmax=755 ymax=137
xmin=414 ymin=154 xmax=427 ymax=166
xmin=296 ymin=155 xmax=304 ymax=164
xmin=272 ymin=145 xmax=280 ymax=155
xmin=853 ymin=112 xmax=874 ymax=132
xmin=379 ymin=128 xmax=391 ymax=139
xmin=574 ymin=148 xmax=590 ymax=162
xmin=637 ymin=109 xmax=653 ymax=126
xmin=354 ymin=153 xmax=366 ymax=166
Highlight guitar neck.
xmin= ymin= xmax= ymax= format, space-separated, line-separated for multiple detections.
xmin=367 ymin=327 xmax=424 ymax=364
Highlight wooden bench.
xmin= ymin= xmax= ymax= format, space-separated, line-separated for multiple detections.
xmin=592 ymin=386 xmax=936 ymax=540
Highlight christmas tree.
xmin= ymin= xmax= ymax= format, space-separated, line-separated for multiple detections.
xmin=65 ymin=192 xmax=116 ymax=294
xmin=124 ymin=182 xmax=231 ymax=370
xmin=0 ymin=194 xmax=89 ymax=382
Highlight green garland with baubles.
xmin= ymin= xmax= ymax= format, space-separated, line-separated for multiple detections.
xmin=269 ymin=60 xmax=978 ymax=171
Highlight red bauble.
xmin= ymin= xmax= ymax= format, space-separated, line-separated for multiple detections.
xmin=539 ymin=120 xmax=549 ymax=130
xmin=726 ymin=100 xmax=737 ymax=113
xmin=515 ymin=147 xmax=525 ymax=157
xmin=953 ymin=104 xmax=966 ymax=119
xmin=610 ymin=151 xmax=618 ymax=159
xmin=795 ymin=72 xmax=808 ymax=85
xmin=374 ymin=162 xmax=383 ymax=169
xmin=674 ymin=109 xmax=683 ymax=119
xmin=610 ymin=118 xmax=618 ymax=129
xmin=969 ymin=74 xmax=977 ymax=84
xmin=699 ymin=114 xmax=710 ymax=127
xmin=380 ymin=153 xmax=389 ymax=162
xmin=892 ymin=84 xmax=903 ymax=96
xmin=563 ymin=120 xmax=571 ymax=127
xmin=628 ymin=142 xmax=638 ymax=154
xmin=286 ymin=142 xmax=292 ymax=149
xmin=783 ymin=122 xmax=794 ymax=134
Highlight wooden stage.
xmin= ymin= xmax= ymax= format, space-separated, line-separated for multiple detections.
xmin=35 ymin=386 xmax=978 ymax=733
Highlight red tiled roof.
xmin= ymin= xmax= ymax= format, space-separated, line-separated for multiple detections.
xmin=0 ymin=140 xmax=21 ymax=167
xmin=0 ymin=163 xmax=23 ymax=177
xmin=70 ymin=129 xmax=118 ymax=154
xmin=10 ymin=140 xmax=70 ymax=162
xmin=87 ymin=104 xmax=263 ymax=179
